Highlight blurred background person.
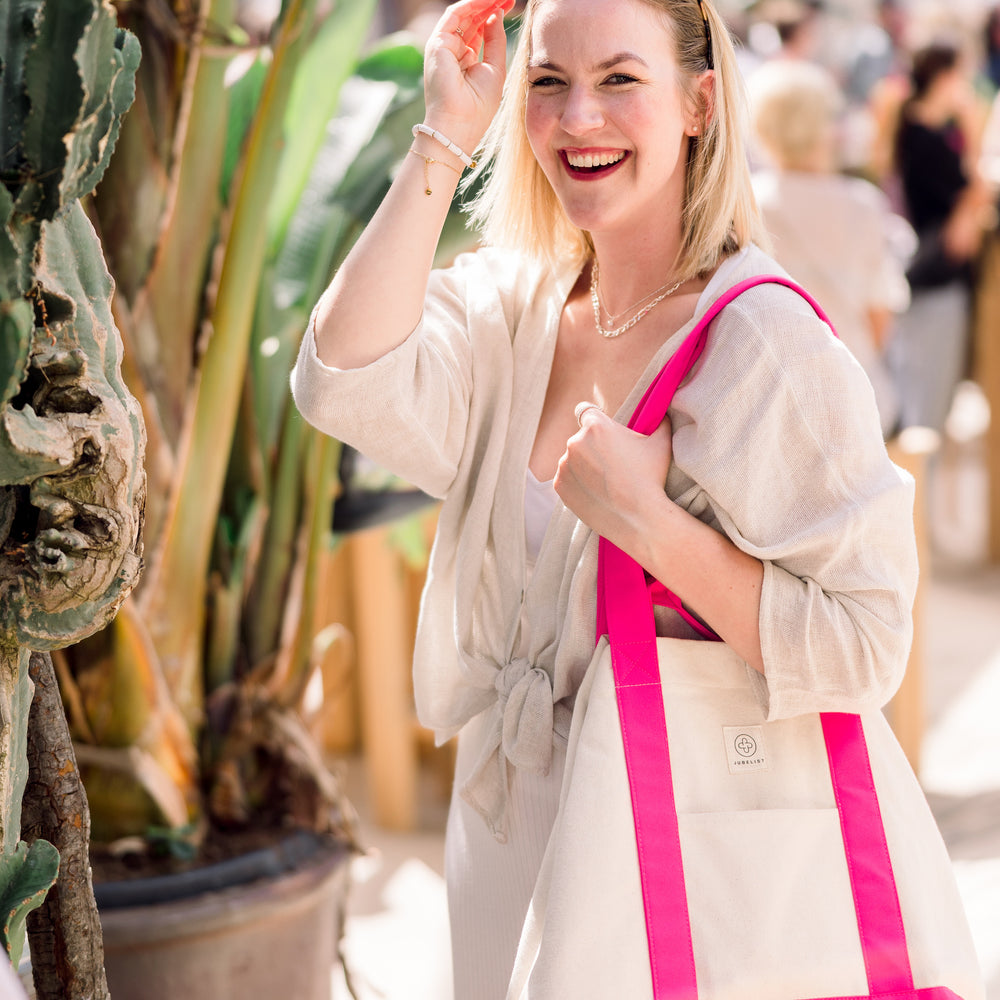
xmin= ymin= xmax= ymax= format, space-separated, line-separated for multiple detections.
xmin=744 ymin=0 xmax=823 ymax=65
xmin=749 ymin=59 xmax=910 ymax=438
xmin=887 ymin=39 xmax=992 ymax=434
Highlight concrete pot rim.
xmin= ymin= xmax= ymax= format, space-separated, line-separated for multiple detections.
xmin=96 ymin=830 xmax=349 ymax=914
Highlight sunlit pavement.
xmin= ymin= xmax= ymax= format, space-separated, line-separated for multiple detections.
xmin=920 ymin=384 xmax=1000 ymax=997
xmin=331 ymin=382 xmax=1000 ymax=1000
xmin=330 ymin=761 xmax=453 ymax=1000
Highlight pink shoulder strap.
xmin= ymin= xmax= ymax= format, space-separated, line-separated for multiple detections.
xmin=596 ymin=275 xmax=928 ymax=999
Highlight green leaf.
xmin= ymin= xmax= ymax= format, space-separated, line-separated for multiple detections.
xmin=251 ymin=45 xmax=448 ymax=452
xmin=355 ymin=32 xmax=424 ymax=87
xmin=271 ymin=75 xmax=403 ymax=321
xmin=251 ymin=76 xmax=398 ymax=450
xmin=0 ymin=839 xmax=60 ymax=969
xmin=266 ymin=0 xmax=377 ymax=255
xmin=220 ymin=52 xmax=269 ymax=205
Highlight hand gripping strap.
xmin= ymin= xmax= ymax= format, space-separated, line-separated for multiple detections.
xmin=597 ymin=276 xmax=916 ymax=999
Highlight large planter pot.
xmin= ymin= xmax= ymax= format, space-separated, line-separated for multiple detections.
xmin=96 ymin=831 xmax=350 ymax=1000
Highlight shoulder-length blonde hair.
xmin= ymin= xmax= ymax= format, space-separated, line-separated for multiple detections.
xmin=464 ymin=0 xmax=769 ymax=281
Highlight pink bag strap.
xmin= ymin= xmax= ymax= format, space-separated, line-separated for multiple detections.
xmin=596 ymin=275 xmax=916 ymax=998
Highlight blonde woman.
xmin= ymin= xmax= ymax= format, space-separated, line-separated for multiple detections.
xmin=292 ymin=0 xmax=975 ymax=995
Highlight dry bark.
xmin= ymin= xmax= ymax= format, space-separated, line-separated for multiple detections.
xmin=22 ymin=651 xmax=109 ymax=1000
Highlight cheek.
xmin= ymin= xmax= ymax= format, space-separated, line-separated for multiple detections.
xmin=524 ymin=99 xmax=546 ymax=147
xmin=628 ymin=103 xmax=687 ymax=163
xmin=525 ymin=100 xmax=556 ymax=170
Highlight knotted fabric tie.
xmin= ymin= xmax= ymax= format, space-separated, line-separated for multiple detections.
xmin=460 ymin=657 xmax=554 ymax=842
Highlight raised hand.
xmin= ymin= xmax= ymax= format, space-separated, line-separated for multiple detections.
xmin=423 ymin=0 xmax=516 ymax=153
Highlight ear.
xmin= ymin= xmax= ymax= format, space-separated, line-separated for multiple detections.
xmin=685 ymin=69 xmax=716 ymax=136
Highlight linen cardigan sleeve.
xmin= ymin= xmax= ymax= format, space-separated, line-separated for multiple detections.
xmin=289 ymin=253 xmax=498 ymax=499
xmin=669 ymin=280 xmax=918 ymax=721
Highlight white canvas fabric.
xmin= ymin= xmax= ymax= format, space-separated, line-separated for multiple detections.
xmin=507 ymin=637 xmax=985 ymax=1000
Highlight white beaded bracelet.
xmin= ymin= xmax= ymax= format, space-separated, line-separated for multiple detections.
xmin=411 ymin=124 xmax=477 ymax=170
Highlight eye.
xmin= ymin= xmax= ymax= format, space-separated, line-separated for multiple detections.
xmin=528 ymin=75 xmax=564 ymax=88
xmin=605 ymin=73 xmax=639 ymax=85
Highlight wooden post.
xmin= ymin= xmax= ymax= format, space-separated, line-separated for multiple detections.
xmin=973 ymin=229 xmax=1000 ymax=562
xmin=886 ymin=428 xmax=939 ymax=774
xmin=349 ymin=525 xmax=419 ymax=830
xmin=311 ymin=543 xmax=359 ymax=755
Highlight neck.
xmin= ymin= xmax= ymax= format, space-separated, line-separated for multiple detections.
xmin=590 ymin=231 xmax=684 ymax=316
xmin=910 ymin=89 xmax=955 ymax=128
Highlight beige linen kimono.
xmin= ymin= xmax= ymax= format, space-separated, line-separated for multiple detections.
xmin=291 ymin=243 xmax=924 ymax=997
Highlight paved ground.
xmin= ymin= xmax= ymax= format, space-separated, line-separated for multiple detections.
xmin=331 ymin=382 xmax=1000 ymax=1000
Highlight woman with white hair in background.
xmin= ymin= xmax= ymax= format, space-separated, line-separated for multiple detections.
xmin=749 ymin=58 xmax=911 ymax=438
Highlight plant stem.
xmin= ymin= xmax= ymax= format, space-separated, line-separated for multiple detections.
xmin=23 ymin=652 xmax=109 ymax=1000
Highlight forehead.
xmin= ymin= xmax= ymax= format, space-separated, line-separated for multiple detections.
xmin=530 ymin=0 xmax=675 ymax=60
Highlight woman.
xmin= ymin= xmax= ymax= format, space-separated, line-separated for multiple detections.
xmin=292 ymin=0 xmax=975 ymax=995
xmin=889 ymin=40 xmax=991 ymax=431
xmin=749 ymin=58 xmax=910 ymax=437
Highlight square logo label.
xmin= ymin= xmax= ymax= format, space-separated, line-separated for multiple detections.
xmin=723 ymin=725 xmax=768 ymax=774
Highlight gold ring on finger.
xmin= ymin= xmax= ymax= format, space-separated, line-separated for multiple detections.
xmin=574 ymin=401 xmax=601 ymax=428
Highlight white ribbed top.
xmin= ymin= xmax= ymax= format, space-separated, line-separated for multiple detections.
xmin=524 ymin=469 xmax=558 ymax=564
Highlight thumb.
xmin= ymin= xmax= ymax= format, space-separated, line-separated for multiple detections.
xmin=574 ymin=401 xmax=607 ymax=430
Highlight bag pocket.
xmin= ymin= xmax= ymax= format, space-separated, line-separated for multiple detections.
xmin=678 ymin=807 xmax=867 ymax=1000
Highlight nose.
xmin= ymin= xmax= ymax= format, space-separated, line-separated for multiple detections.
xmin=559 ymin=85 xmax=604 ymax=136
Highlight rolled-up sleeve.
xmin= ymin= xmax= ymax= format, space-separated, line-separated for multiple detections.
xmin=672 ymin=283 xmax=918 ymax=719
xmin=290 ymin=263 xmax=477 ymax=499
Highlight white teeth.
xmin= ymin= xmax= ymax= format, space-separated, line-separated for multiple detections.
xmin=566 ymin=150 xmax=625 ymax=169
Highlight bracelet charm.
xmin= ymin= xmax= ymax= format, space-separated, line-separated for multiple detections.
xmin=411 ymin=124 xmax=477 ymax=169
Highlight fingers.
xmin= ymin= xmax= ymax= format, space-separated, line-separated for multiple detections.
xmin=481 ymin=3 xmax=510 ymax=69
xmin=442 ymin=0 xmax=509 ymax=61
xmin=574 ymin=400 xmax=604 ymax=429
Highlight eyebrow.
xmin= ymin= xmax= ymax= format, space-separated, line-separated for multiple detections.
xmin=528 ymin=52 xmax=650 ymax=72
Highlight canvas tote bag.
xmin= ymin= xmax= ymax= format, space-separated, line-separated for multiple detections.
xmin=506 ymin=276 xmax=984 ymax=1000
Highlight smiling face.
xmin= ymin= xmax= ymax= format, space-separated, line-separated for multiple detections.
xmin=525 ymin=0 xmax=701 ymax=242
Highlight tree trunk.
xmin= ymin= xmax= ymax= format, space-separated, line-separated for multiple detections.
xmin=22 ymin=651 xmax=109 ymax=1000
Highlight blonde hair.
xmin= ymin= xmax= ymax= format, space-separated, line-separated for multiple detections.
xmin=464 ymin=0 xmax=769 ymax=281
xmin=749 ymin=60 xmax=843 ymax=170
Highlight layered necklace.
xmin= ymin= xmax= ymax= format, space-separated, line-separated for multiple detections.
xmin=589 ymin=258 xmax=682 ymax=339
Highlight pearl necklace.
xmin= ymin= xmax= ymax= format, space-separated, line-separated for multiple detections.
xmin=589 ymin=258 xmax=682 ymax=338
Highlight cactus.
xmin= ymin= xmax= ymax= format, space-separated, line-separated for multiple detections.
xmin=0 ymin=0 xmax=141 ymax=986
xmin=0 ymin=838 xmax=59 ymax=970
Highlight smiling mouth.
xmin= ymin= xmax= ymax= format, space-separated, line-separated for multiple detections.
xmin=561 ymin=150 xmax=628 ymax=175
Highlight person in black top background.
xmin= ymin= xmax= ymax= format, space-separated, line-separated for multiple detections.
xmin=888 ymin=40 xmax=993 ymax=432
